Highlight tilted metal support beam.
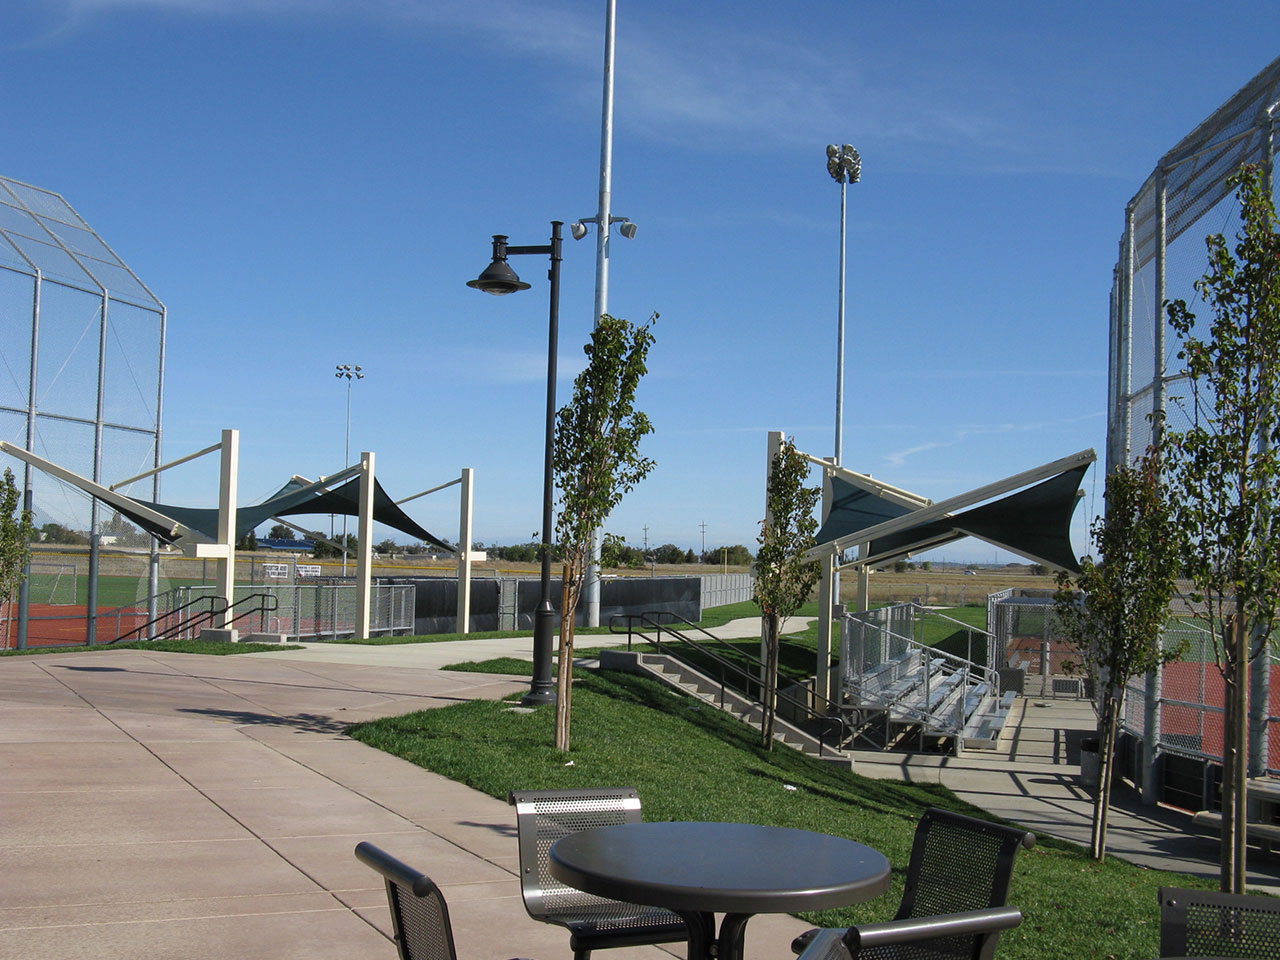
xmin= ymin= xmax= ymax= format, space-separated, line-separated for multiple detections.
xmin=0 ymin=440 xmax=192 ymax=541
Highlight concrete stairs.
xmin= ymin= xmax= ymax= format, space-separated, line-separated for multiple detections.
xmin=598 ymin=648 xmax=851 ymax=765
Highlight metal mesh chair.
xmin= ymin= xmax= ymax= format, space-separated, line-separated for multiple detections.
xmin=1159 ymin=886 xmax=1280 ymax=958
xmin=356 ymin=841 xmax=531 ymax=960
xmin=509 ymin=787 xmax=688 ymax=960
xmin=792 ymin=807 xmax=1035 ymax=960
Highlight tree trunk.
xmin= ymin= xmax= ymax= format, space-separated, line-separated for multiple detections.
xmin=1091 ymin=693 xmax=1122 ymax=861
xmin=760 ymin=613 xmax=779 ymax=749
xmin=1220 ymin=664 xmax=1237 ymax=891
xmin=554 ymin=567 xmax=579 ymax=753
xmin=1218 ymin=612 xmax=1252 ymax=893
xmin=1231 ymin=613 xmax=1250 ymax=892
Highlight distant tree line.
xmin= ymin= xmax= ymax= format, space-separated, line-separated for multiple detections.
xmin=478 ymin=537 xmax=753 ymax=569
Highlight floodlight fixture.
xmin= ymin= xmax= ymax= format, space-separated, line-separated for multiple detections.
xmin=826 ymin=143 xmax=862 ymax=185
xmin=567 ymin=216 xmax=637 ymax=240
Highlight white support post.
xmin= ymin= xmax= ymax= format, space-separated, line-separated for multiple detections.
xmin=456 ymin=468 xmax=475 ymax=634
xmin=816 ymin=550 xmax=836 ymax=707
xmin=355 ymin=451 xmax=375 ymax=640
xmin=216 ymin=429 xmax=239 ymax=629
xmin=856 ymin=544 xmax=871 ymax=612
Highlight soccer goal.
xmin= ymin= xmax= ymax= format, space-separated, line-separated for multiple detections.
xmin=28 ymin=562 xmax=80 ymax=605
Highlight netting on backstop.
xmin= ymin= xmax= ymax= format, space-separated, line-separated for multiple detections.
xmin=1108 ymin=59 xmax=1280 ymax=779
xmin=0 ymin=174 xmax=165 ymax=647
xmin=1108 ymin=58 xmax=1279 ymax=470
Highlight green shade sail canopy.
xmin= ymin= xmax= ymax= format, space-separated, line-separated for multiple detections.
xmin=815 ymin=465 xmax=1089 ymax=574
xmin=119 ymin=475 xmax=453 ymax=552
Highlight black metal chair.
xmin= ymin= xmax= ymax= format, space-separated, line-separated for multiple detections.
xmin=1159 ymin=885 xmax=1280 ymax=958
xmin=791 ymin=807 xmax=1035 ymax=960
xmin=508 ymin=787 xmax=687 ymax=960
xmin=356 ymin=841 xmax=531 ymax=960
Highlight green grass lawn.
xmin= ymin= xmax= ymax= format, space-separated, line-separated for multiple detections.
xmin=313 ymin=599 xmax=774 ymax=646
xmin=347 ymin=666 xmax=1209 ymax=960
xmin=25 ymin=571 xmax=209 ymax=609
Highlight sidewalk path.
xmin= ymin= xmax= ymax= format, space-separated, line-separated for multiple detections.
xmin=0 ymin=629 xmax=809 ymax=960
xmin=1 ymin=617 xmax=1274 ymax=960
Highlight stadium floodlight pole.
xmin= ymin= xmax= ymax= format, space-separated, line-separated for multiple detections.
xmin=571 ymin=0 xmax=628 ymax=629
xmin=468 ymin=224 xmax=563 ymax=706
xmin=826 ymin=143 xmax=861 ymax=467
xmin=335 ymin=363 xmax=363 ymax=576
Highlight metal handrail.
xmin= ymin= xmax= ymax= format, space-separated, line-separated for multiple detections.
xmin=109 ymin=591 xmax=277 ymax=645
xmin=843 ymin=612 xmax=997 ymax=739
xmin=847 ymin=616 xmax=998 ymax=690
xmin=609 ymin=612 xmax=847 ymax=755
xmin=110 ymin=593 xmax=227 ymax=645
xmin=222 ymin=592 xmax=280 ymax=631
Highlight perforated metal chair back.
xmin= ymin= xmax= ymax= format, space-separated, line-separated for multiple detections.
xmin=509 ymin=788 xmax=686 ymax=960
xmin=356 ymin=841 xmax=460 ymax=960
xmin=897 ymin=807 xmax=1035 ymax=924
xmin=1160 ymin=885 xmax=1280 ymax=958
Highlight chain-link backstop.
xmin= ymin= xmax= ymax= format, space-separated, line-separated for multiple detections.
xmin=0 ymin=175 xmax=165 ymax=648
xmin=1108 ymin=58 xmax=1280 ymax=788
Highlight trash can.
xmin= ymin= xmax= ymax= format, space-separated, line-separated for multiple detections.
xmin=1080 ymin=736 xmax=1100 ymax=789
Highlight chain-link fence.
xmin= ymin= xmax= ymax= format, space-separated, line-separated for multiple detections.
xmin=1109 ymin=60 xmax=1279 ymax=471
xmin=989 ymin=591 xmax=1085 ymax=698
xmin=0 ymin=175 xmax=166 ymax=649
xmin=1106 ymin=60 xmax=1280 ymax=782
xmin=174 ymin=582 xmax=414 ymax=640
xmin=1120 ymin=617 xmax=1278 ymax=775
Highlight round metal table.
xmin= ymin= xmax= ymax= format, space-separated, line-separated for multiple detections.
xmin=549 ymin=821 xmax=891 ymax=960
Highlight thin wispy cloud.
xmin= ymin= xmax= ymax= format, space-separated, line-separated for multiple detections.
xmin=881 ymin=412 xmax=1101 ymax=467
xmin=27 ymin=0 xmax=1096 ymax=175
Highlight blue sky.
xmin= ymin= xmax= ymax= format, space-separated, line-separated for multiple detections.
xmin=1 ymin=1 xmax=1276 ymax=560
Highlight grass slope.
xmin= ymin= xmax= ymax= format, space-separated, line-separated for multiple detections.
xmin=348 ymin=668 xmax=1208 ymax=960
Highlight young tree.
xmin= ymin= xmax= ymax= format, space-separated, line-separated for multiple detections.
xmin=1164 ymin=165 xmax=1280 ymax=892
xmin=0 ymin=468 xmax=35 ymax=649
xmin=753 ymin=438 xmax=821 ymax=749
xmin=1053 ymin=454 xmax=1181 ymax=861
xmin=552 ymin=313 xmax=657 ymax=751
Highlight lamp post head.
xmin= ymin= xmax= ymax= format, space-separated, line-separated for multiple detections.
xmin=467 ymin=235 xmax=531 ymax=295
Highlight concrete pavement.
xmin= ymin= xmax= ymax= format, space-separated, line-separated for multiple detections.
xmin=1 ymin=618 xmax=1275 ymax=960
xmin=0 ymin=629 xmax=810 ymax=960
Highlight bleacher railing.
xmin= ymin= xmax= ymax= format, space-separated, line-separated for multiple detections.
xmin=841 ymin=602 xmax=998 ymax=737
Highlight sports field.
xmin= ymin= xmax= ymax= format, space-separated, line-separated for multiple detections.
xmin=3 ymin=602 xmax=152 ymax=647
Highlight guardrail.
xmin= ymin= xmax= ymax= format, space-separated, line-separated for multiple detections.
xmin=841 ymin=604 xmax=997 ymax=742
xmin=609 ymin=611 xmax=847 ymax=757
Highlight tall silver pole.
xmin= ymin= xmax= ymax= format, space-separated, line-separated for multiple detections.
xmin=826 ymin=144 xmax=859 ymax=614
xmin=343 ymin=378 xmax=351 ymax=576
xmin=835 ymin=177 xmax=847 ymax=466
xmin=584 ymin=0 xmax=617 ymax=629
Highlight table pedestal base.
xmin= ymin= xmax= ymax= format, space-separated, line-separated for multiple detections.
xmin=677 ymin=911 xmax=752 ymax=960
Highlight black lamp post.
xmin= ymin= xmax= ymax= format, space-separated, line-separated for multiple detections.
xmin=468 ymin=222 xmax=562 ymax=706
